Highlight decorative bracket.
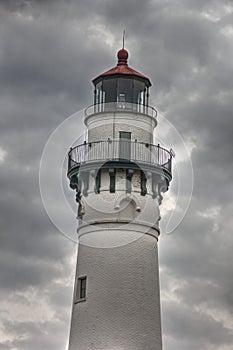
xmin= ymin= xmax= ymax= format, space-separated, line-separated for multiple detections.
xmin=141 ymin=171 xmax=147 ymax=196
xmin=126 ymin=169 xmax=134 ymax=193
xmin=109 ymin=168 xmax=116 ymax=193
xmin=158 ymin=178 xmax=169 ymax=204
xmin=95 ymin=170 xmax=101 ymax=193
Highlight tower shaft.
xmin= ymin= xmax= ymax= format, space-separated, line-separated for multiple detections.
xmin=69 ymin=234 xmax=162 ymax=350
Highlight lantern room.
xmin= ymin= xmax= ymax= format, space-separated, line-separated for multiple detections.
xmin=92 ymin=48 xmax=151 ymax=108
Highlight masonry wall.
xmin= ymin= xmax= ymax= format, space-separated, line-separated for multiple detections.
xmin=85 ymin=111 xmax=156 ymax=143
xmin=68 ymin=109 xmax=163 ymax=350
xmin=69 ymin=234 xmax=162 ymax=350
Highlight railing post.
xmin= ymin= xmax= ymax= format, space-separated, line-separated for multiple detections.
xmin=134 ymin=139 xmax=137 ymax=161
xmin=107 ymin=138 xmax=111 ymax=159
xmin=83 ymin=141 xmax=87 ymax=163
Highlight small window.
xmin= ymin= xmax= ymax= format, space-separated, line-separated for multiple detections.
xmin=118 ymin=93 xmax=126 ymax=109
xmin=118 ymin=93 xmax=126 ymax=102
xmin=119 ymin=131 xmax=131 ymax=140
xmin=75 ymin=276 xmax=87 ymax=302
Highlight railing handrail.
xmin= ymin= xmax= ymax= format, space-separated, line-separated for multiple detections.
xmin=68 ymin=140 xmax=172 ymax=174
xmin=84 ymin=102 xmax=157 ymax=120
xmin=69 ymin=140 xmax=169 ymax=150
xmin=69 ymin=140 xmax=170 ymax=155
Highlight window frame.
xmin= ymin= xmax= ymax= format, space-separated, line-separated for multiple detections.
xmin=75 ymin=276 xmax=87 ymax=303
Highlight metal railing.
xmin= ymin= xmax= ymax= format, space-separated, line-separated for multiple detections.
xmin=68 ymin=140 xmax=172 ymax=174
xmin=85 ymin=102 xmax=157 ymax=120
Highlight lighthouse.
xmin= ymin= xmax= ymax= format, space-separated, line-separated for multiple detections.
xmin=67 ymin=47 xmax=172 ymax=350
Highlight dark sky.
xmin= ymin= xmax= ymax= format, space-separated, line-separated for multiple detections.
xmin=1 ymin=1 xmax=233 ymax=349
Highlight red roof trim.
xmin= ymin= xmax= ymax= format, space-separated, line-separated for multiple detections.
xmin=92 ymin=48 xmax=152 ymax=87
xmin=93 ymin=65 xmax=151 ymax=86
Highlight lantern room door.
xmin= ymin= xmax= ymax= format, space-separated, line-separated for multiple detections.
xmin=119 ymin=131 xmax=131 ymax=160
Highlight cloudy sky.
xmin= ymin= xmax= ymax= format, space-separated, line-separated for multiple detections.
xmin=1 ymin=0 xmax=233 ymax=349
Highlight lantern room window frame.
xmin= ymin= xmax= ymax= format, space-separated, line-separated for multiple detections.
xmin=94 ymin=76 xmax=149 ymax=107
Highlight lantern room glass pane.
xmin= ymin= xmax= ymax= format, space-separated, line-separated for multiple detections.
xmin=95 ymin=81 xmax=102 ymax=105
xmin=133 ymin=79 xmax=146 ymax=105
xmin=117 ymin=78 xmax=133 ymax=103
xmin=103 ymin=79 xmax=117 ymax=103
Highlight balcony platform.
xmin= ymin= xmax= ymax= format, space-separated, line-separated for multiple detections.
xmin=68 ymin=140 xmax=172 ymax=182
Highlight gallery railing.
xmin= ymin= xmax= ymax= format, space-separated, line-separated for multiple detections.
xmin=85 ymin=102 xmax=157 ymax=120
xmin=68 ymin=140 xmax=172 ymax=174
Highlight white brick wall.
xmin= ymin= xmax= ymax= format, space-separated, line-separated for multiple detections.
xmin=85 ymin=111 xmax=156 ymax=144
xmin=69 ymin=110 xmax=163 ymax=350
xmin=69 ymin=234 xmax=162 ymax=350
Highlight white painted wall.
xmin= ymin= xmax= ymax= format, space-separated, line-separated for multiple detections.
xmin=69 ymin=234 xmax=162 ymax=350
xmin=68 ymin=109 xmax=163 ymax=350
xmin=85 ymin=111 xmax=156 ymax=144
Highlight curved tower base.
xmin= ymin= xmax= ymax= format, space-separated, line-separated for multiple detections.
xmin=69 ymin=229 xmax=162 ymax=350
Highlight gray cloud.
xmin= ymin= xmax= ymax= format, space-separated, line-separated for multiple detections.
xmin=162 ymin=300 xmax=233 ymax=350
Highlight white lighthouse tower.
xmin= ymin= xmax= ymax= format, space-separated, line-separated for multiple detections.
xmin=67 ymin=47 xmax=172 ymax=350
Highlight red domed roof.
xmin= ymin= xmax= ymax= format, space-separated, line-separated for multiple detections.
xmin=93 ymin=48 xmax=151 ymax=87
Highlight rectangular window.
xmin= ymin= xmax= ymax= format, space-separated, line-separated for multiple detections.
xmin=76 ymin=276 xmax=87 ymax=302
xmin=103 ymin=78 xmax=116 ymax=103
xmin=118 ymin=78 xmax=133 ymax=103
xmin=119 ymin=131 xmax=131 ymax=140
xmin=118 ymin=93 xmax=126 ymax=109
xmin=118 ymin=93 xmax=126 ymax=102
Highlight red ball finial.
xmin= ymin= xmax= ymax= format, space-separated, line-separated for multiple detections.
xmin=117 ymin=48 xmax=128 ymax=66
